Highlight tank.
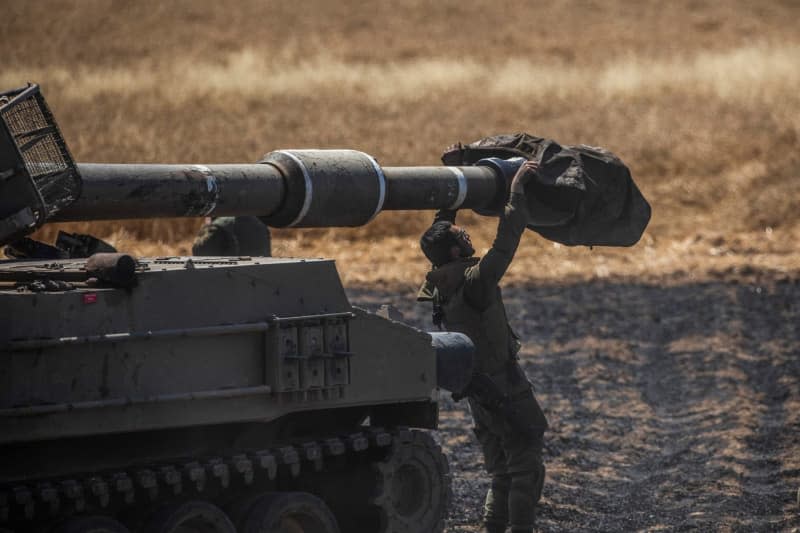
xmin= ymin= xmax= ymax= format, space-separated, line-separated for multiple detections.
xmin=0 ymin=85 xmax=501 ymax=533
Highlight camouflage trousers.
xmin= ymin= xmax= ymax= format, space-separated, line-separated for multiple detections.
xmin=469 ymin=387 xmax=547 ymax=531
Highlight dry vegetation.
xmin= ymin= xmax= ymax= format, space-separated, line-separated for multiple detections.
xmin=2 ymin=1 xmax=799 ymax=531
xmin=2 ymin=0 xmax=799 ymax=287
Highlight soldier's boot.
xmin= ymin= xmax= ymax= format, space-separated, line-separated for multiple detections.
xmin=481 ymin=473 xmax=511 ymax=533
xmin=479 ymin=523 xmax=507 ymax=533
xmin=508 ymin=463 xmax=545 ymax=533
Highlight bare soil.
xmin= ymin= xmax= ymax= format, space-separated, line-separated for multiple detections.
xmin=348 ymin=269 xmax=800 ymax=532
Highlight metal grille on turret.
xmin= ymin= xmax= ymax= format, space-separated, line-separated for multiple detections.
xmin=0 ymin=84 xmax=81 ymax=243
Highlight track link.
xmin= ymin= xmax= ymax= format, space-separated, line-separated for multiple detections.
xmin=0 ymin=427 xmax=400 ymax=530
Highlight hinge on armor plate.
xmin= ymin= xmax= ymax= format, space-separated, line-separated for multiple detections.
xmin=266 ymin=313 xmax=354 ymax=397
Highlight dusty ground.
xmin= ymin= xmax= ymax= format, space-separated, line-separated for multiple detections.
xmin=348 ymin=269 xmax=800 ymax=532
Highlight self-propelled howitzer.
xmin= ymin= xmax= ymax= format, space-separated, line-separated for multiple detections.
xmin=0 ymin=83 xmax=648 ymax=533
xmin=1 ymin=84 xmax=487 ymax=533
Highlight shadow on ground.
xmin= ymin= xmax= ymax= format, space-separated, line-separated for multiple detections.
xmin=347 ymin=271 xmax=800 ymax=532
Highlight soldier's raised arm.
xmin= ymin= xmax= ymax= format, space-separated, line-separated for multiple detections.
xmin=433 ymin=208 xmax=457 ymax=224
xmin=463 ymin=160 xmax=538 ymax=309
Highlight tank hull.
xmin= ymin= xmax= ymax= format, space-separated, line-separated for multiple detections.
xmin=0 ymin=258 xmax=456 ymax=532
xmin=0 ymin=85 xmax=469 ymax=532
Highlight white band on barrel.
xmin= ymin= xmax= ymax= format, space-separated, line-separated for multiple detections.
xmin=190 ymin=165 xmax=219 ymax=216
xmin=446 ymin=167 xmax=467 ymax=210
xmin=279 ymin=151 xmax=313 ymax=227
xmin=360 ymin=151 xmax=386 ymax=222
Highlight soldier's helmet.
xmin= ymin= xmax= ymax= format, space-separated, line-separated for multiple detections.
xmin=192 ymin=216 xmax=272 ymax=257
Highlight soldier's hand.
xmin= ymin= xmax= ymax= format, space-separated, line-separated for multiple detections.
xmin=510 ymin=160 xmax=539 ymax=194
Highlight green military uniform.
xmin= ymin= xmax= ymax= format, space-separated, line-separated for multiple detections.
xmin=192 ymin=216 xmax=271 ymax=257
xmin=418 ymin=193 xmax=547 ymax=533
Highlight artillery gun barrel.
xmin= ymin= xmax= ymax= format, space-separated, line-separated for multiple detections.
xmin=53 ymin=150 xmax=503 ymax=227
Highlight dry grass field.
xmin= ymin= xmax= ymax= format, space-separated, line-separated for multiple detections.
xmin=2 ymin=1 xmax=799 ymax=531
xmin=3 ymin=0 xmax=800 ymax=286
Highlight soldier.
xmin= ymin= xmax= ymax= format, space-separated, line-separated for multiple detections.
xmin=418 ymin=159 xmax=548 ymax=533
xmin=192 ymin=216 xmax=272 ymax=257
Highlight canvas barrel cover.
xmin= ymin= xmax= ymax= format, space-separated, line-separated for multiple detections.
xmin=442 ymin=133 xmax=651 ymax=247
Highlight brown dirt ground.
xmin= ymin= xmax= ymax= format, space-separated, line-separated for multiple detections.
xmin=348 ymin=269 xmax=800 ymax=532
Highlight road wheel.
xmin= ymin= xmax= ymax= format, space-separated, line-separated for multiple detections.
xmin=225 ymin=492 xmax=270 ymax=531
xmin=141 ymin=500 xmax=235 ymax=533
xmin=371 ymin=430 xmax=451 ymax=533
xmin=240 ymin=492 xmax=339 ymax=533
xmin=53 ymin=515 xmax=130 ymax=533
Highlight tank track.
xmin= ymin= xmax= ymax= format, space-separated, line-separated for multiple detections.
xmin=1 ymin=427 xmax=447 ymax=532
